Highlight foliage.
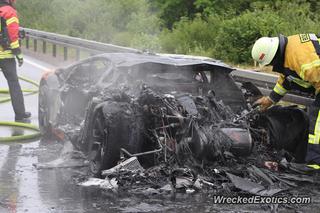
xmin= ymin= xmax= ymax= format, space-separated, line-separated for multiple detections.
xmin=148 ymin=0 xmax=198 ymax=29
xmin=194 ymin=0 xmax=253 ymax=17
xmin=16 ymin=0 xmax=320 ymax=65
xmin=159 ymin=15 xmax=221 ymax=56
xmin=158 ymin=0 xmax=320 ymax=64
xmin=214 ymin=11 xmax=285 ymax=63
xmin=17 ymin=0 xmax=161 ymax=50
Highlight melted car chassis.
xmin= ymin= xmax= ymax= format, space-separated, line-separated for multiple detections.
xmin=39 ymin=53 xmax=319 ymax=206
xmin=78 ymin=85 xmax=252 ymax=174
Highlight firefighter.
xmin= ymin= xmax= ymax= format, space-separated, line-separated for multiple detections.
xmin=0 ymin=0 xmax=31 ymax=122
xmin=251 ymin=33 xmax=320 ymax=167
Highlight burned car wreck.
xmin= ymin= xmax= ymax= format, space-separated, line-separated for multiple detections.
xmin=39 ymin=52 xmax=252 ymax=170
xmin=39 ymin=52 xmax=319 ymax=202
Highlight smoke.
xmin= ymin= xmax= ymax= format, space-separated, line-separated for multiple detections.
xmin=17 ymin=0 xmax=162 ymax=52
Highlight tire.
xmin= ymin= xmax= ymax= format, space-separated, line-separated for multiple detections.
xmin=87 ymin=101 xmax=143 ymax=177
xmin=38 ymin=82 xmax=52 ymax=138
xmin=77 ymin=98 xmax=102 ymax=152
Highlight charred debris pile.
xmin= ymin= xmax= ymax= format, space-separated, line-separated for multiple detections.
xmin=76 ymin=84 xmax=320 ymax=199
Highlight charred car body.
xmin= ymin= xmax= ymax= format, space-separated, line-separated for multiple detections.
xmin=38 ymin=52 xmax=308 ymax=177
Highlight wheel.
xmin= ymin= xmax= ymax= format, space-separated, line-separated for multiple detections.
xmin=38 ymin=81 xmax=52 ymax=138
xmin=88 ymin=109 xmax=120 ymax=177
xmin=87 ymin=102 xmax=145 ymax=177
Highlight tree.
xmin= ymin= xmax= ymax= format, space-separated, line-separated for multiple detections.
xmin=194 ymin=0 xmax=252 ymax=17
xmin=17 ymin=0 xmax=320 ymax=65
xmin=159 ymin=15 xmax=221 ymax=56
xmin=17 ymin=0 xmax=161 ymax=50
xmin=149 ymin=0 xmax=198 ymax=29
xmin=214 ymin=11 xmax=285 ymax=64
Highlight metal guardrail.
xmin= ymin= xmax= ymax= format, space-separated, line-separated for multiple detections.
xmin=231 ymin=69 xmax=314 ymax=106
xmin=22 ymin=28 xmax=139 ymax=61
xmin=232 ymin=69 xmax=277 ymax=89
xmin=21 ymin=28 xmax=314 ymax=106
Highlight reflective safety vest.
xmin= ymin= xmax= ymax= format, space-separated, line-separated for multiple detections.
xmin=0 ymin=3 xmax=20 ymax=59
xmin=270 ymin=34 xmax=320 ymax=101
xmin=270 ymin=34 xmax=320 ymax=165
xmin=308 ymin=164 xmax=320 ymax=169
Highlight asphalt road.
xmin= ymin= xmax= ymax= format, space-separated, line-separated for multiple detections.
xmin=0 ymin=57 xmax=102 ymax=213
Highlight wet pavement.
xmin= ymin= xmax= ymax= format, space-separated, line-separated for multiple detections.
xmin=1 ymin=56 xmax=319 ymax=213
xmin=0 ymin=57 xmax=191 ymax=213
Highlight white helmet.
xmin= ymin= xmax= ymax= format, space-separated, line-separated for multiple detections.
xmin=251 ymin=37 xmax=279 ymax=67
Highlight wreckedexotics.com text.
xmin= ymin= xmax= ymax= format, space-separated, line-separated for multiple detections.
xmin=213 ymin=195 xmax=312 ymax=205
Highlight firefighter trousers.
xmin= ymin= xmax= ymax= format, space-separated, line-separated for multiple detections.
xmin=306 ymin=104 xmax=320 ymax=164
xmin=0 ymin=58 xmax=26 ymax=117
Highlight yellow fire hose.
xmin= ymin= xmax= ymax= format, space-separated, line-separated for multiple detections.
xmin=0 ymin=75 xmax=41 ymax=142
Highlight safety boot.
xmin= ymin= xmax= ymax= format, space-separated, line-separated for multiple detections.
xmin=15 ymin=112 xmax=31 ymax=123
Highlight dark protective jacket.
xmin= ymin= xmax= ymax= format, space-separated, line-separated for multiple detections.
xmin=0 ymin=2 xmax=21 ymax=58
xmin=269 ymin=34 xmax=320 ymax=104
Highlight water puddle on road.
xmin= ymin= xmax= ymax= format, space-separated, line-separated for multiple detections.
xmin=0 ymin=126 xmax=37 ymax=138
xmin=34 ymin=141 xmax=88 ymax=169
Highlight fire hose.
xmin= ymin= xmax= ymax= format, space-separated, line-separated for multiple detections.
xmin=0 ymin=75 xmax=41 ymax=142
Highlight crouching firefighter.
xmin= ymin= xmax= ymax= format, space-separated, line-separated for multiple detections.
xmin=0 ymin=0 xmax=31 ymax=122
xmin=251 ymin=33 xmax=320 ymax=167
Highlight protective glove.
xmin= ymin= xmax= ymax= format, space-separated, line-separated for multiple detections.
xmin=253 ymin=96 xmax=274 ymax=111
xmin=16 ymin=54 xmax=23 ymax=67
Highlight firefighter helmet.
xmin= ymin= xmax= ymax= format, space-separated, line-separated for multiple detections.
xmin=251 ymin=37 xmax=279 ymax=67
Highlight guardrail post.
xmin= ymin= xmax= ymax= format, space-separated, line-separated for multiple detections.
xmin=26 ymin=37 xmax=29 ymax=49
xmin=42 ymin=41 xmax=46 ymax=54
xmin=63 ymin=46 xmax=68 ymax=61
xmin=34 ymin=39 xmax=37 ymax=52
xmin=76 ymin=49 xmax=80 ymax=61
xmin=52 ymin=44 xmax=56 ymax=57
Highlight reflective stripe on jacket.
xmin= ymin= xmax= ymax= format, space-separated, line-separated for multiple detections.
xmin=272 ymin=34 xmax=320 ymax=99
xmin=307 ymin=108 xmax=320 ymax=164
xmin=0 ymin=4 xmax=20 ymax=58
